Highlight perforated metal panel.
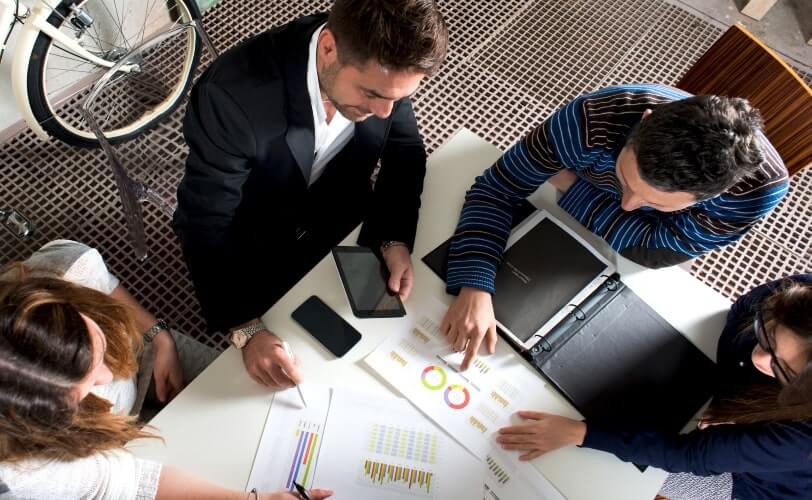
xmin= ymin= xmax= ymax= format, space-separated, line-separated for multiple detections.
xmin=1 ymin=0 xmax=809 ymax=352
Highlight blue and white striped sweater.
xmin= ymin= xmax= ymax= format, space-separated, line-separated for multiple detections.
xmin=446 ymin=84 xmax=789 ymax=294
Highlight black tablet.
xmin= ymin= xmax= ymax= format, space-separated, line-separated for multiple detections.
xmin=332 ymin=246 xmax=406 ymax=318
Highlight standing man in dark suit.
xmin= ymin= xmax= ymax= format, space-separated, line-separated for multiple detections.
xmin=174 ymin=0 xmax=448 ymax=388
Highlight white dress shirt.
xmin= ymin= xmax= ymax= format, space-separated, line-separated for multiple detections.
xmin=306 ymin=24 xmax=354 ymax=185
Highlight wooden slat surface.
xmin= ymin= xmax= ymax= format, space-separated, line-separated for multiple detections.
xmin=677 ymin=24 xmax=812 ymax=176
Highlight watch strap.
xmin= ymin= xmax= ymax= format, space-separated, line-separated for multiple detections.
xmin=144 ymin=319 xmax=169 ymax=343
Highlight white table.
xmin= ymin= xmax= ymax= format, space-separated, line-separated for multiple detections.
xmin=131 ymin=129 xmax=732 ymax=499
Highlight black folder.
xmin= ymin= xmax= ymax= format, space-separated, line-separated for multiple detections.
xmin=423 ymin=206 xmax=716 ymax=470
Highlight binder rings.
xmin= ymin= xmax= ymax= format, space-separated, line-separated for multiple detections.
xmin=423 ymin=206 xmax=716 ymax=467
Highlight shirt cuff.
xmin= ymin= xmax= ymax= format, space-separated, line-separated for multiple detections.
xmin=445 ymin=261 xmax=497 ymax=295
xmin=580 ymin=422 xmax=620 ymax=454
xmin=135 ymin=459 xmax=162 ymax=500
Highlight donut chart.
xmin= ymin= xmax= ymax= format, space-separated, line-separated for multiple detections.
xmin=444 ymin=384 xmax=471 ymax=410
xmin=421 ymin=365 xmax=447 ymax=390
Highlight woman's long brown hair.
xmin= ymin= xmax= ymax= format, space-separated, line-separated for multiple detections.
xmin=0 ymin=265 xmax=158 ymax=462
xmin=703 ymin=278 xmax=812 ymax=425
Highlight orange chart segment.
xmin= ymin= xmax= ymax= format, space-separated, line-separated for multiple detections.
xmin=360 ymin=459 xmax=435 ymax=496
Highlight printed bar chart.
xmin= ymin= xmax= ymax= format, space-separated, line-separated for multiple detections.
xmin=360 ymin=459 xmax=435 ymax=495
xmin=473 ymin=358 xmax=491 ymax=374
xmin=285 ymin=420 xmax=321 ymax=489
xmin=486 ymin=455 xmax=511 ymax=485
xmin=368 ymin=423 xmax=439 ymax=464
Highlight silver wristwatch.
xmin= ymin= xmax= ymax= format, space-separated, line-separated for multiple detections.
xmin=229 ymin=322 xmax=267 ymax=349
xmin=144 ymin=319 xmax=169 ymax=343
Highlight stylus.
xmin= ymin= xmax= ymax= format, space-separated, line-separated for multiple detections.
xmin=282 ymin=341 xmax=308 ymax=408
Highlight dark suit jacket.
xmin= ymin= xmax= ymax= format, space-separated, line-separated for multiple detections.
xmin=174 ymin=14 xmax=427 ymax=331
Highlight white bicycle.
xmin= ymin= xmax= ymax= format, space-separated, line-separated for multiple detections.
xmin=0 ymin=0 xmax=206 ymax=147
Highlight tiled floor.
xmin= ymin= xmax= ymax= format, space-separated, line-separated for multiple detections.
xmin=0 ymin=0 xmax=810 ymax=350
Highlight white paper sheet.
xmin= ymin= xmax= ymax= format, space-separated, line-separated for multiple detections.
xmin=312 ymin=387 xmax=481 ymax=499
xmin=248 ymin=384 xmax=483 ymax=499
xmin=364 ymin=299 xmax=564 ymax=500
xmin=247 ymin=384 xmax=331 ymax=492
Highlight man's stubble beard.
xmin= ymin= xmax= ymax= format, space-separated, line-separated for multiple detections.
xmin=318 ymin=60 xmax=367 ymax=122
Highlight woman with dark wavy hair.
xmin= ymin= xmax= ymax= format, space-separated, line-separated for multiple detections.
xmin=496 ymin=274 xmax=812 ymax=499
xmin=0 ymin=240 xmax=332 ymax=499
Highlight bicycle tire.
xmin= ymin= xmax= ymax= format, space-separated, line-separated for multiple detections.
xmin=26 ymin=0 xmax=202 ymax=147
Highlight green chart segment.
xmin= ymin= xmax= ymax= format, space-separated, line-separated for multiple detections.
xmin=361 ymin=459 xmax=435 ymax=495
xmin=368 ymin=423 xmax=439 ymax=464
xmin=285 ymin=420 xmax=321 ymax=489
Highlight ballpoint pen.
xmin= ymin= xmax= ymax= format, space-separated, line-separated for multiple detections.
xmin=292 ymin=481 xmax=312 ymax=500
xmin=282 ymin=341 xmax=308 ymax=408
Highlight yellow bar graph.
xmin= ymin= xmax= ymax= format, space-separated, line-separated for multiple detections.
xmin=360 ymin=459 xmax=434 ymax=495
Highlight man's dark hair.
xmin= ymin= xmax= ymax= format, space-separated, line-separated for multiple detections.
xmin=326 ymin=0 xmax=448 ymax=75
xmin=625 ymin=95 xmax=766 ymax=200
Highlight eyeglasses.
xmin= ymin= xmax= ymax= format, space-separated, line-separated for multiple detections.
xmin=753 ymin=311 xmax=794 ymax=384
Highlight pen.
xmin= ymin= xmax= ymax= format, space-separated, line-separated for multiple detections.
xmin=282 ymin=341 xmax=308 ymax=408
xmin=293 ymin=481 xmax=312 ymax=500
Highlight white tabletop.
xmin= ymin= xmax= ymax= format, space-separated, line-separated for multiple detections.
xmin=130 ymin=129 xmax=732 ymax=499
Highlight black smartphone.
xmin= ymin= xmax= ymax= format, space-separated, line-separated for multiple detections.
xmin=290 ymin=295 xmax=362 ymax=357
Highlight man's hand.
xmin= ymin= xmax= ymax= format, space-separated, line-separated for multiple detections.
xmin=547 ymin=169 xmax=579 ymax=193
xmin=152 ymin=330 xmax=185 ymax=403
xmin=381 ymin=243 xmax=414 ymax=300
xmin=440 ymin=287 xmax=497 ymax=370
xmin=242 ymin=330 xmax=303 ymax=389
xmin=497 ymin=411 xmax=587 ymax=461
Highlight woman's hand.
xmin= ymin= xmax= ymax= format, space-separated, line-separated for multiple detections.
xmin=152 ymin=330 xmax=185 ymax=403
xmin=261 ymin=488 xmax=334 ymax=500
xmin=497 ymin=411 xmax=587 ymax=461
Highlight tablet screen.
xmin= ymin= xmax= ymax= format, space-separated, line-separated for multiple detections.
xmin=332 ymin=247 xmax=406 ymax=317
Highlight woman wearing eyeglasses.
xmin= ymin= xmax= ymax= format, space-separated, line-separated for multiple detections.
xmin=497 ymin=274 xmax=812 ymax=499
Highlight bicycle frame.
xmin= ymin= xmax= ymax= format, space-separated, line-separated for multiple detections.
xmin=0 ymin=0 xmax=129 ymax=140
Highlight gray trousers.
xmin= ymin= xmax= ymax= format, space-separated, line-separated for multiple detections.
xmin=134 ymin=330 xmax=219 ymax=421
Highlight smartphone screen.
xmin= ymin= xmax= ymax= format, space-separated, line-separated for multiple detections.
xmin=290 ymin=296 xmax=362 ymax=357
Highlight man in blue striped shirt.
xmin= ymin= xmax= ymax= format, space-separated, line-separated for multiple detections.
xmin=441 ymin=84 xmax=789 ymax=370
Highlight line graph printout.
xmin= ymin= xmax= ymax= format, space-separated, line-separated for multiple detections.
xmin=365 ymin=299 xmax=564 ymax=500
xmin=311 ymin=388 xmax=481 ymax=500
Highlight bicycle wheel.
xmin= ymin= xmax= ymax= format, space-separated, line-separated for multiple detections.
xmin=27 ymin=0 xmax=201 ymax=147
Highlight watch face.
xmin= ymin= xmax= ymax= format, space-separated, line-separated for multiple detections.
xmin=230 ymin=331 xmax=248 ymax=349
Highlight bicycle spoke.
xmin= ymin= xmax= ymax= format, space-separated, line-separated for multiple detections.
xmin=136 ymin=0 xmax=161 ymax=47
xmin=50 ymin=45 xmax=97 ymax=65
xmin=100 ymin=105 xmax=116 ymax=128
xmin=46 ymin=73 xmax=98 ymax=95
xmin=98 ymin=0 xmax=129 ymax=50
xmin=38 ymin=0 xmax=69 ymax=22
xmin=129 ymin=77 xmax=169 ymax=98
xmin=33 ymin=0 xmax=199 ymax=142
xmin=110 ymin=0 xmax=132 ymax=50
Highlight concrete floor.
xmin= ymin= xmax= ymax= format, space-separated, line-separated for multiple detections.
xmin=668 ymin=0 xmax=811 ymax=70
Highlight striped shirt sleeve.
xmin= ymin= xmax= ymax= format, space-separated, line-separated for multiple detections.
xmin=445 ymin=98 xmax=584 ymax=294
xmin=446 ymin=84 xmax=789 ymax=291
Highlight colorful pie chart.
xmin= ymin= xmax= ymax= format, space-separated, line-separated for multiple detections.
xmin=421 ymin=365 xmax=447 ymax=390
xmin=444 ymin=384 xmax=470 ymax=409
